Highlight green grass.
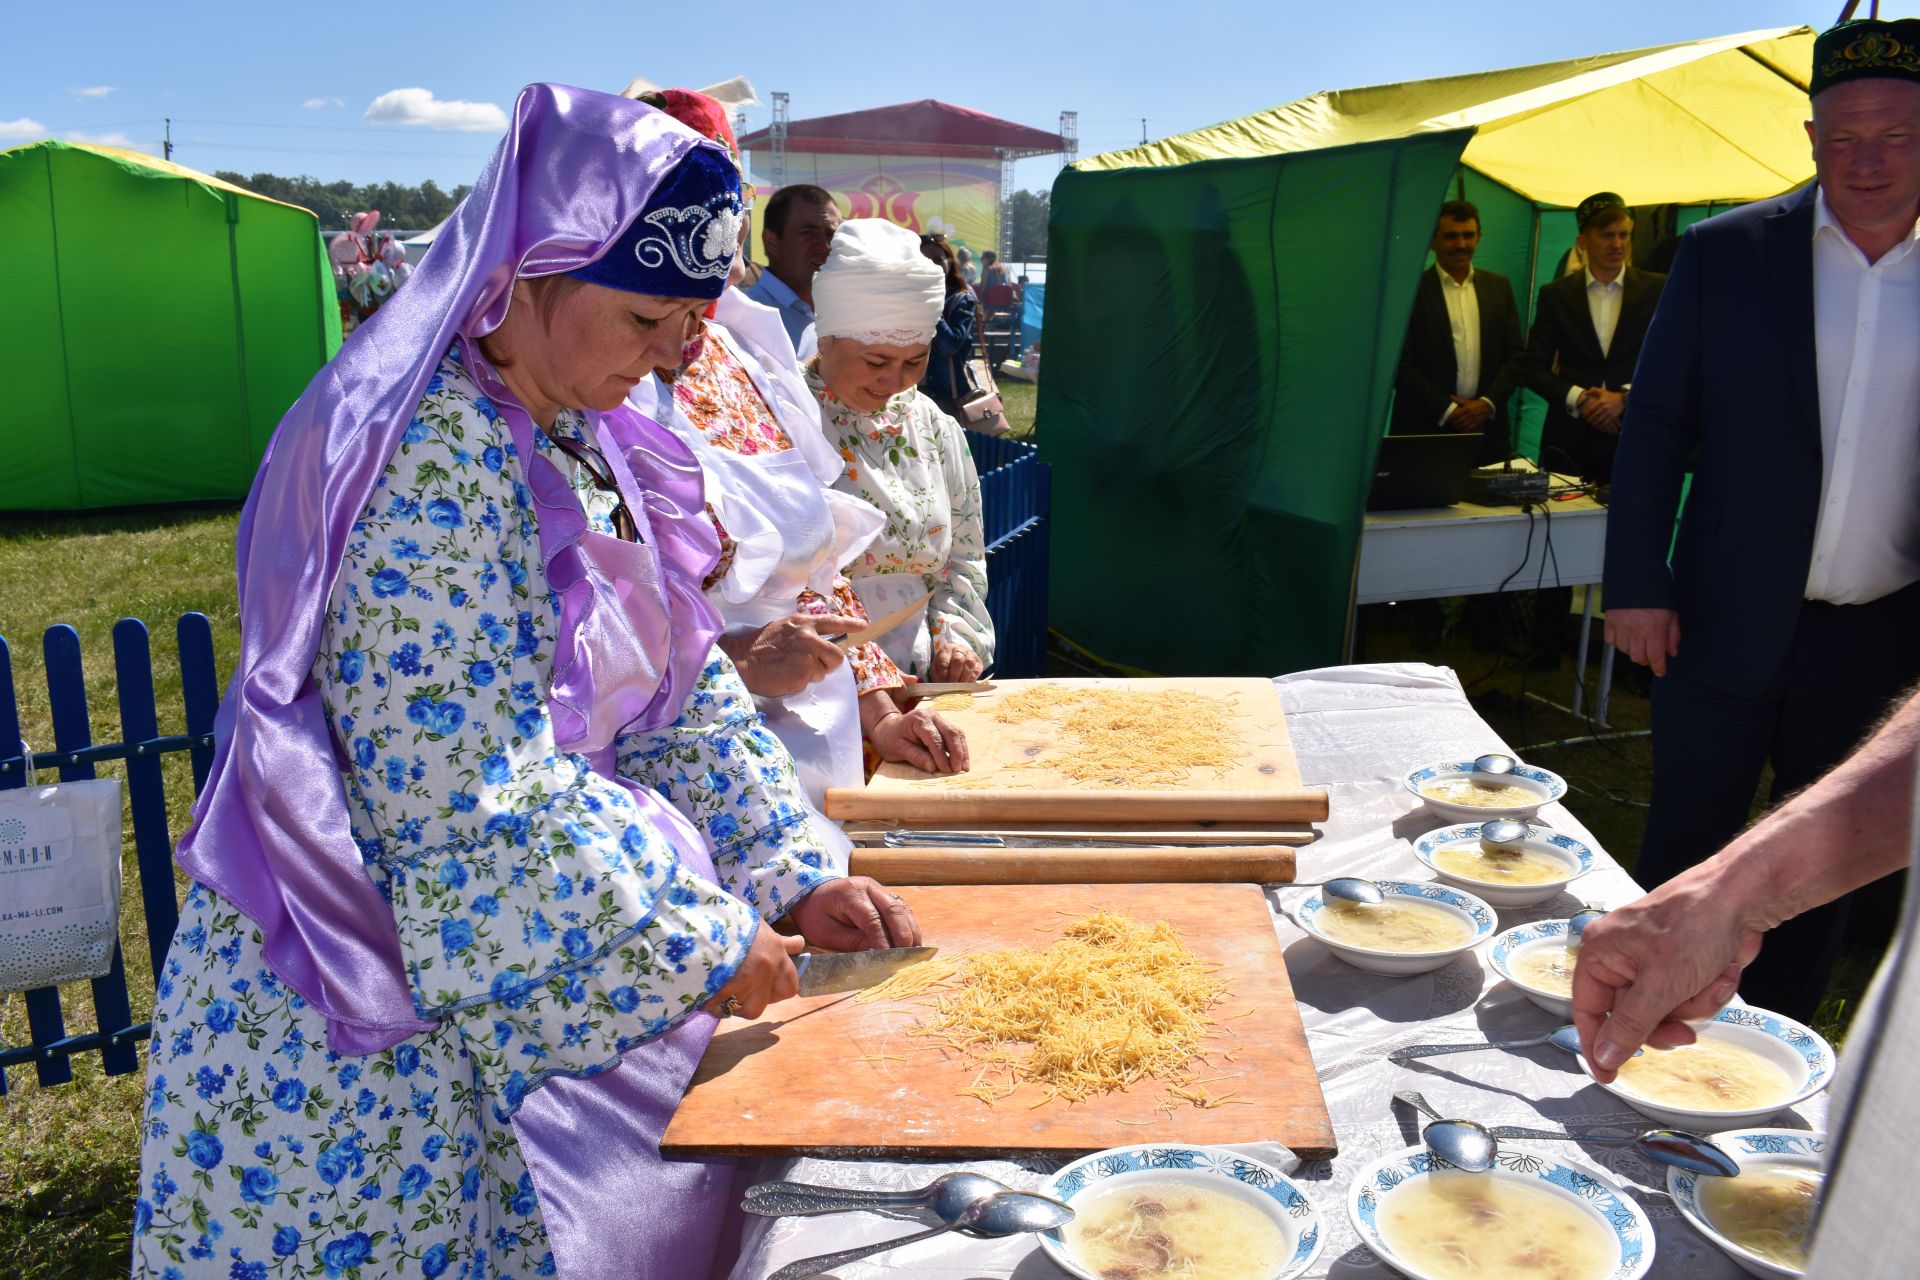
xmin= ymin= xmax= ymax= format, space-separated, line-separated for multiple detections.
xmin=0 ymin=505 xmax=240 ymax=1280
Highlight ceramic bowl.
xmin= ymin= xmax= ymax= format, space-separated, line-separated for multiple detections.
xmin=1291 ymin=880 xmax=1495 ymax=976
xmin=1348 ymin=1143 xmax=1654 ymax=1280
xmin=1667 ymin=1128 xmax=1827 ymax=1279
xmin=1578 ymin=1006 xmax=1835 ymax=1130
xmin=1488 ymin=918 xmax=1580 ymax=1018
xmin=1413 ymin=822 xmax=1593 ymax=908
xmin=1040 ymin=1143 xmax=1325 ymax=1280
xmin=1404 ymin=758 xmax=1566 ymax=822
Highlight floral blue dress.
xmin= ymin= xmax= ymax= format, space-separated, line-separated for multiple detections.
xmin=133 ymin=347 xmax=841 ymax=1279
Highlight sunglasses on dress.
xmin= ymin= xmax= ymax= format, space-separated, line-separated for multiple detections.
xmin=548 ymin=433 xmax=640 ymax=543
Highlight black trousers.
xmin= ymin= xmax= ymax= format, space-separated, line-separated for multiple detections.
xmin=1637 ymin=580 xmax=1920 ymax=1023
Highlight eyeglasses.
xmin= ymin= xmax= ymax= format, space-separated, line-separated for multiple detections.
xmin=548 ymin=433 xmax=640 ymax=543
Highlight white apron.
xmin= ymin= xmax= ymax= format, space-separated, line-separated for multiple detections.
xmin=631 ymin=305 xmax=883 ymax=818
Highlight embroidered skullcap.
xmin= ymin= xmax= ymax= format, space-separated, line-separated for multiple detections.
xmin=569 ymin=144 xmax=742 ymax=299
xmin=812 ymin=218 xmax=945 ymax=346
xmin=1575 ymin=191 xmax=1628 ymax=231
xmin=1812 ymin=19 xmax=1920 ymax=97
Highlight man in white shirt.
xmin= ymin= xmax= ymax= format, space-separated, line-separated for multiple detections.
xmin=1390 ymin=199 xmax=1525 ymax=463
xmin=1518 ymin=192 xmax=1666 ymax=484
xmin=743 ymin=184 xmax=840 ymax=359
xmin=1602 ymin=16 xmax=1920 ymax=1023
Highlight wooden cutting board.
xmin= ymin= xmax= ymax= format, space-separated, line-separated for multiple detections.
xmin=662 ymin=883 xmax=1336 ymax=1159
xmin=846 ymin=821 xmax=1319 ymax=847
xmin=825 ymin=677 xmax=1326 ymax=824
xmin=848 ymin=845 xmax=1296 ymax=885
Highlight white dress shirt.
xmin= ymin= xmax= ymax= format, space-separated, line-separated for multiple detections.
xmin=1435 ymin=264 xmax=1492 ymax=425
xmin=1806 ymin=189 xmax=1920 ymax=605
xmin=1564 ymin=267 xmax=1625 ymax=414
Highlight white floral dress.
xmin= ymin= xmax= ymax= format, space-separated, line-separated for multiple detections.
xmin=809 ymin=371 xmax=994 ymax=676
xmin=132 ymin=347 xmax=840 ymax=1280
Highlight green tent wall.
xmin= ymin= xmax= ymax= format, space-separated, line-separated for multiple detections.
xmin=1 ymin=140 xmax=341 ymax=510
xmin=1041 ymin=133 xmax=1472 ymax=675
xmin=1038 ymin=27 xmax=1814 ymax=678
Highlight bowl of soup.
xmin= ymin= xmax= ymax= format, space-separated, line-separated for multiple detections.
xmin=1348 ymin=1144 xmax=1654 ymax=1280
xmin=1404 ymin=759 xmax=1566 ymax=823
xmin=1668 ymin=1128 xmax=1826 ymax=1279
xmin=1487 ymin=918 xmax=1587 ymax=1018
xmin=1414 ymin=822 xmax=1594 ymax=907
xmin=1292 ymin=880 xmax=1495 ymax=976
xmin=1578 ymin=1006 xmax=1835 ymax=1131
xmin=1040 ymin=1143 xmax=1325 ymax=1280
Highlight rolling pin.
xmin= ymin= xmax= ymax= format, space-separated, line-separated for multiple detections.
xmin=824 ymin=786 xmax=1330 ymax=824
xmin=848 ymin=844 xmax=1296 ymax=886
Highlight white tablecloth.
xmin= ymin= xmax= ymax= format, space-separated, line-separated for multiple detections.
xmin=725 ymin=663 xmax=1823 ymax=1279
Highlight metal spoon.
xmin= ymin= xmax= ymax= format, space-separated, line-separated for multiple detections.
xmin=1311 ymin=876 xmax=1386 ymax=906
xmin=1420 ymin=1116 xmax=1739 ymax=1177
xmin=1478 ymin=818 xmax=1532 ymax=853
xmin=1472 ymin=752 xmax=1518 ymax=777
xmin=1569 ymin=907 xmax=1608 ymax=943
xmin=1390 ymin=1023 xmax=1621 ymax=1063
xmin=766 ymin=1190 xmax=1074 ymax=1280
xmin=743 ymin=1171 xmax=1009 ymax=1219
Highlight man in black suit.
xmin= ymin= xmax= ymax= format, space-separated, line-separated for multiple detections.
xmin=1601 ymin=17 xmax=1920 ymax=1026
xmin=1519 ymin=193 xmax=1666 ymax=485
xmin=1391 ymin=200 xmax=1525 ymax=464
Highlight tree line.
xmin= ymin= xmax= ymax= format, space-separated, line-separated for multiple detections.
xmin=211 ymin=172 xmax=473 ymax=232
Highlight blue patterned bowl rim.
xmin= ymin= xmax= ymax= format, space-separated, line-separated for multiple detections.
xmin=1040 ymin=1143 xmax=1326 ymax=1280
xmin=1488 ymin=918 xmax=1574 ymax=982
xmin=1666 ymin=1128 xmax=1827 ymax=1274
xmin=1348 ymin=1144 xmax=1654 ymax=1280
xmin=1697 ymin=1007 xmax=1836 ymax=1093
xmin=1404 ymin=760 xmax=1568 ymax=803
xmin=1415 ymin=822 xmax=1595 ymax=879
xmin=1295 ymin=879 xmax=1497 ymax=955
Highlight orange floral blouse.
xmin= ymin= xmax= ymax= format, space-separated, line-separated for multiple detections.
xmin=674 ymin=333 xmax=904 ymax=696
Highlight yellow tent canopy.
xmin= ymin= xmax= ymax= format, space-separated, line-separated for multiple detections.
xmin=1081 ymin=25 xmax=1815 ymax=208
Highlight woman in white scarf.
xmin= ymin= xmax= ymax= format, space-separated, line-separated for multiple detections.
xmin=808 ymin=219 xmax=995 ymax=684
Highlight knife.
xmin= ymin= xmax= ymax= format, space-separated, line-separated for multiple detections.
xmin=794 ymin=946 xmax=939 ymax=997
xmin=827 ymin=592 xmax=934 ymax=650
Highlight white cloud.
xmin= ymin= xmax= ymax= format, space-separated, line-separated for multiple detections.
xmin=0 ymin=117 xmax=49 ymax=141
xmin=364 ymin=87 xmax=506 ymax=133
xmin=70 ymin=85 xmax=116 ymax=100
xmin=63 ymin=130 xmax=153 ymax=153
xmin=303 ymin=96 xmax=346 ymax=110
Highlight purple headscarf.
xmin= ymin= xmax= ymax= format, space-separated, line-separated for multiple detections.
xmin=176 ymin=84 xmax=733 ymax=1056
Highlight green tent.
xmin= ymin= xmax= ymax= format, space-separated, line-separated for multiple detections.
xmin=1039 ymin=26 xmax=1814 ymax=677
xmin=1 ymin=140 xmax=341 ymax=510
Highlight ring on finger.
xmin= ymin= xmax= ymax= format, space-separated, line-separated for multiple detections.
xmin=718 ymin=995 xmax=741 ymax=1018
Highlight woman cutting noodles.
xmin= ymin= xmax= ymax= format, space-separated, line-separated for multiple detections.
xmin=626 ymin=89 xmax=968 ymax=790
xmin=808 ymin=219 xmax=996 ymax=684
xmin=133 ymin=86 xmax=919 ymax=1280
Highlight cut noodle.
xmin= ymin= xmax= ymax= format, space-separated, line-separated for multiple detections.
xmin=877 ymin=911 xmax=1235 ymax=1109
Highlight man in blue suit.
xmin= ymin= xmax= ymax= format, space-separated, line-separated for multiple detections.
xmin=1602 ymin=17 xmax=1920 ymax=1023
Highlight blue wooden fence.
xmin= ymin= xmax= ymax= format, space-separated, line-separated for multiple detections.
xmin=965 ymin=431 xmax=1052 ymax=678
xmin=0 ymin=615 xmax=219 ymax=1094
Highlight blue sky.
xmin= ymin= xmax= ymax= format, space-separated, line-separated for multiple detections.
xmin=4 ymin=1 xmax=1903 ymax=197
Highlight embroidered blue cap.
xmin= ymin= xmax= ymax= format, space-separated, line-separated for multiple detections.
xmin=570 ymin=143 xmax=743 ymax=299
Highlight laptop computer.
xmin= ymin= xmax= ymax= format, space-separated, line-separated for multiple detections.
xmin=1365 ymin=432 xmax=1486 ymax=511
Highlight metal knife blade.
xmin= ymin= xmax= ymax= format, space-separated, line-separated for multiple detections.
xmin=795 ymin=946 xmax=939 ymax=997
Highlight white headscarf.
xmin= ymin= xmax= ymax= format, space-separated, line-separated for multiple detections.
xmin=812 ymin=218 xmax=944 ymax=346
